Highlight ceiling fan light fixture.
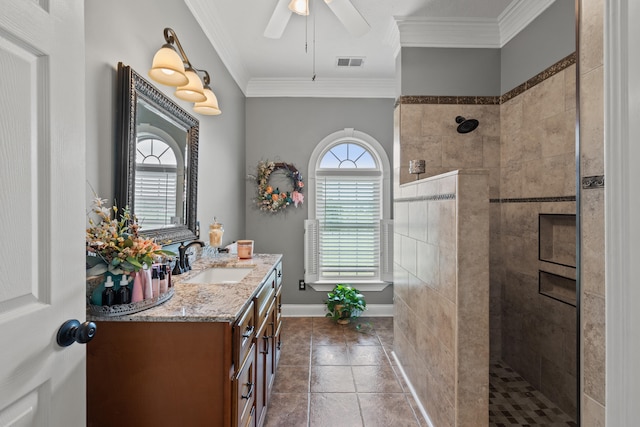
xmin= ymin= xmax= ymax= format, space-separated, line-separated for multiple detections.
xmin=288 ymin=0 xmax=309 ymax=16
xmin=175 ymin=68 xmax=207 ymax=103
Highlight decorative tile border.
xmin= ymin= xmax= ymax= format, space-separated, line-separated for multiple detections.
xmin=490 ymin=196 xmax=576 ymax=204
xmin=397 ymin=52 xmax=576 ymax=106
xmin=501 ymin=52 xmax=576 ymax=103
xmin=581 ymin=175 xmax=605 ymax=189
xmin=399 ymin=95 xmax=500 ymax=105
xmin=395 ymin=193 xmax=456 ymax=203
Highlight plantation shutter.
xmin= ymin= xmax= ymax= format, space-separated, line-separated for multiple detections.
xmin=316 ymin=174 xmax=381 ymax=280
xmin=380 ymin=219 xmax=394 ymax=282
xmin=304 ymin=219 xmax=320 ymax=283
xmin=134 ymin=169 xmax=178 ymax=228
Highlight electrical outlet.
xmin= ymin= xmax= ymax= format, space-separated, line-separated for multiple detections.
xmin=298 ymin=279 xmax=306 ymax=290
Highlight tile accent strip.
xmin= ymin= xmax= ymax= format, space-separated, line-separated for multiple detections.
xmin=397 ymin=52 xmax=576 ymax=106
xmin=490 ymin=196 xmax=576 ymax=204
xmin=581 ymin=175 xmax=605 ymax=189
xmin=395 ymin=193 xmax=456 ymax=203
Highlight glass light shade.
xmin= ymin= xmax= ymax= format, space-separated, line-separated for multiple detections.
xmin=288 ymin=0 xmax=309 ymax=15
xmin=174 ymin=69 xmax=206 ymax=102
xmin=148 ymin=45 xmax=189 ymax=86
xmin=193 ymin=88 xmax=222 ymax=115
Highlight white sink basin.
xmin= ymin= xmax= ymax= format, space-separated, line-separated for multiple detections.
xmin=183 ymin=267 xmax=253 ymax=284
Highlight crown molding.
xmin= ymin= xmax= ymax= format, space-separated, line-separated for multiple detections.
xmin=394 ymin=0 xmax=556 ymax=49
xmin=184 ymin=0 xmax=250 ymax=95
xmin=498 ymin=0 xmax=556 ymax=46
xmin=395 ymin=16 xmax=501 ymax=48
xmin=245 ymin=77 xmax=397 ymax=98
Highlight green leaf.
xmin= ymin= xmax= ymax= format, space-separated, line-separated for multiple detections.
xmin=126 ymin=257 xmax=142 ymax=269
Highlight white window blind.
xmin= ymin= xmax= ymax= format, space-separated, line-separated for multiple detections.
xmin=134 ymin=168 xmax=178 ymax=228
xmin=316 ymin=175 xmax=381 ymax=280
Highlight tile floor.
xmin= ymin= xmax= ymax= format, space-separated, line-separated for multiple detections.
xmin=264 ymin=317 xmax=427 ymax=427
xmin=265 ymin=317 xmax=576 ymax=427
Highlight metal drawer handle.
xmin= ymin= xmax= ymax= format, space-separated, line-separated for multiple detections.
xmin=242 ymin=325 xmax=255 ymax=339
xmin=241 ymin=382 xmax=254 ymax=400
xmin=261 ymin=335 xmax=270 ymax=355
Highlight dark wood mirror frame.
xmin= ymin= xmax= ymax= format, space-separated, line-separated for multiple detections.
xmin=115 ymin=62 xmax=199 ymax=244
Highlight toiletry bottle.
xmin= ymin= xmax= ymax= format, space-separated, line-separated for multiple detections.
xmin=143 ymin=264 xmax=153 ymax=300
xmin=165 ymin=263 xmax=172 ymax=288
xmin=151 ymin=266 xmax=160 ymax=298
xmin=159 ymin=267 xmax=168 ymax=294
xmin=209 ymin=217 xmax=224 ymax=248
xmin=131 ymin=271 xmax=144 ymax=303
xmin=117 ymin=274 xmax=131 ymax=304
xmin=101 ymin=276 xmax=116 ymax=306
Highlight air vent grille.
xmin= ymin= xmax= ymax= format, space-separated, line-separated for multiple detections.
xmin=336 ymin=57 xmax=365 ymax=68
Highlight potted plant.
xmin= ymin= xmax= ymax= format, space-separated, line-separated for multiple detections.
xmin=325 ymin=284 xmax=366 ymax=324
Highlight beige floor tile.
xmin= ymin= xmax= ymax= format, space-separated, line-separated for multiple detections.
xmin=358 ymin=393 xmax=421 ymax=427
xmin=272 ymin=365 xmax=309 ymax=393
xmin=264 ymin=393 xmax=309 ymax=427
xmin=310 ymin=365 xmax=356 ymax=392
xmin=352 ymin=365 xmax=403 ymax=393
xmin=312 ymin=345 xmax=350 ymax=366
xmin=348 ymin=345 xmax=390 ymax=366
xmin=310 ymin=393 xmax=363 ymax=427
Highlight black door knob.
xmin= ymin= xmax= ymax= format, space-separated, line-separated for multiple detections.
xmin=56 ymin=319 xmax=97 ymax=347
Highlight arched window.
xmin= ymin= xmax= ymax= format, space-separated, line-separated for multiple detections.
xmin=305 ymin=129 xmax=392 ymax=291
xmin=134 ymin=128 xmax=183 ymax=229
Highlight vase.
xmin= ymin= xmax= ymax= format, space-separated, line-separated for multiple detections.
xmin=131 ymin=271 xmax=144 ymax=303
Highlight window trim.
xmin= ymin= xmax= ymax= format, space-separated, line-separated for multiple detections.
xmin=305 ymin=128 xmax=392 ymax=291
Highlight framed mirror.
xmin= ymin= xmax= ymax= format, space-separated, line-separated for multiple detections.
xmin=115 ymin=62 xmax=199 ymax=243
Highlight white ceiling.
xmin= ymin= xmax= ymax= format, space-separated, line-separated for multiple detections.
xmin=184 ymin=0 xmax=555 ymax=98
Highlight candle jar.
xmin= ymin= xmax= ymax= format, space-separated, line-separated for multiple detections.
xmin=237 ymin=240 xmax=254 ymax=259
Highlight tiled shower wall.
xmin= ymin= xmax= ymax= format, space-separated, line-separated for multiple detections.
xmin=499 ymin=62 xmax=577 ymax=419
xmin=578 ymin=0 xmax=606 ymax=424
xmin=393 ymin=170 xmax=490 ymax=427
xmin=395 ymin=55 xmax=578 ymax=421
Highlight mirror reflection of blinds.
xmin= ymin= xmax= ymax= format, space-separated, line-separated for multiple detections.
xmin=134 ymin=170 xmax=177 ymax=228
xmin=316 ymin=176 xmax=381 ymax=279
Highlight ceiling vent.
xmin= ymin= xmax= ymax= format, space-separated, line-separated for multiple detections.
xmin=336 ymin=57 xmax=364 ymax=68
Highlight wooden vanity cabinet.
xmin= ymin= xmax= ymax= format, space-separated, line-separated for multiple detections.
xmin=87 ymin=260 xmax=283 ymax=427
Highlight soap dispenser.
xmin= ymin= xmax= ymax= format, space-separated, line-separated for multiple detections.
xmin=101 ymin=276 xmax=116 ymax=307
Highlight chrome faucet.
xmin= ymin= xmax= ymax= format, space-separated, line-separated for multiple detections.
xmin=173 ymin=240 xmax=204 ymax=275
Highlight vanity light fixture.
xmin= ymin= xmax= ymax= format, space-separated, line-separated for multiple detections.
xmin=149 ymin=27 xmax=221 ymax=115
xmin=288 ymin=0 xmax=309 ymax=15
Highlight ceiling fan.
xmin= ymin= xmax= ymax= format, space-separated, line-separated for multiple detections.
xmin=264 ymin=0 xmax=370 ymax=39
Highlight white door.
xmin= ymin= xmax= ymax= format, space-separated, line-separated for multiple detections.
xmin=0 ymin=0 xmax=86 ymax=426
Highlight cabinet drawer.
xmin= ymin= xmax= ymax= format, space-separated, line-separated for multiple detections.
xmin=234 ymin=301 xmax=255 ymax=369
xmin=275 ymin=284 xmax=282 ymax=327
xmin=254 ymin=270 xmax=276 ymax=324
xmin=234 ymin=344 xmax=256 ymax=427
xmin=275 ymin=261 xmax=283 ymax=286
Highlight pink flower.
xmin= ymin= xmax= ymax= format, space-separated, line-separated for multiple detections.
xmin=292 ymin=191 xmax=304 ymax=207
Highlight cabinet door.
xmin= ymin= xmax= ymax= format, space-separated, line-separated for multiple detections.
xmin=254 ymin=316 xmax=269 ymax=427
xmin=234 ymin=343 xmax=256 ymax=427
xmin=266 ymin=299 xmax=277 ymax=395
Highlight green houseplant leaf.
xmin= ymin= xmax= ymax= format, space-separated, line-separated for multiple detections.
xmin=324 ymin=284 xmax=366 ymax=323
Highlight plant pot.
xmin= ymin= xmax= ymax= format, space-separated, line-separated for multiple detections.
xmin=335 ymin=305 xmax=351 ymax=324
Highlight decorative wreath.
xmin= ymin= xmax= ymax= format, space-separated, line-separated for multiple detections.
xmin=255 ymin=161 xmax=304 ymax=213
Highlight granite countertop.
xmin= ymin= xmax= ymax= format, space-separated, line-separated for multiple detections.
xmin=87 ymin=253 xmax=282 ymax=323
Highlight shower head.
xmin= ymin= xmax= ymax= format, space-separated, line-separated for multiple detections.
xmin=455 ymin=116 xmax=479 ymax=134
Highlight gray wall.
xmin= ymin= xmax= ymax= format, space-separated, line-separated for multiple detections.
xmin=401 ymin=48 xmax=501 ymax=96
xmin=400 ymin=0 xmax=575 ymax=97
xmin=245 ymin=98 xmax=395 ymax=305
xmin=501 ymin=0 xmax=576 ymax=93
xmin=85 ymin=0 xmax=246 ymax=247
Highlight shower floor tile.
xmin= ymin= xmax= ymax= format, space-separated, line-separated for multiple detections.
xmin=489 ymin=360 xmax=577 ymax=426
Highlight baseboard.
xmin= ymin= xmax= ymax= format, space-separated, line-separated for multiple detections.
xmin=282 ymin=304 xmax=394 ymax=317
xmin=391 ymin=351 xmax=435 ymax=427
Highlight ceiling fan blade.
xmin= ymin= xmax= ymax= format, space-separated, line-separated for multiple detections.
xmin=324 ymin=0 xmax=370 ymax=37
xmin=264 ymin=0 xmax=293 ymax=39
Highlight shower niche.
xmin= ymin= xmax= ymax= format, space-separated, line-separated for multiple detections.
xmin=538 ymin=214 xmax=577 ymax=306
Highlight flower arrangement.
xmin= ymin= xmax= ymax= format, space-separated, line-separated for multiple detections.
xmin=86 ymin=197 xmax=174 ymax=275
xmin=255 ymin=161 xmax=304 ymax=213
